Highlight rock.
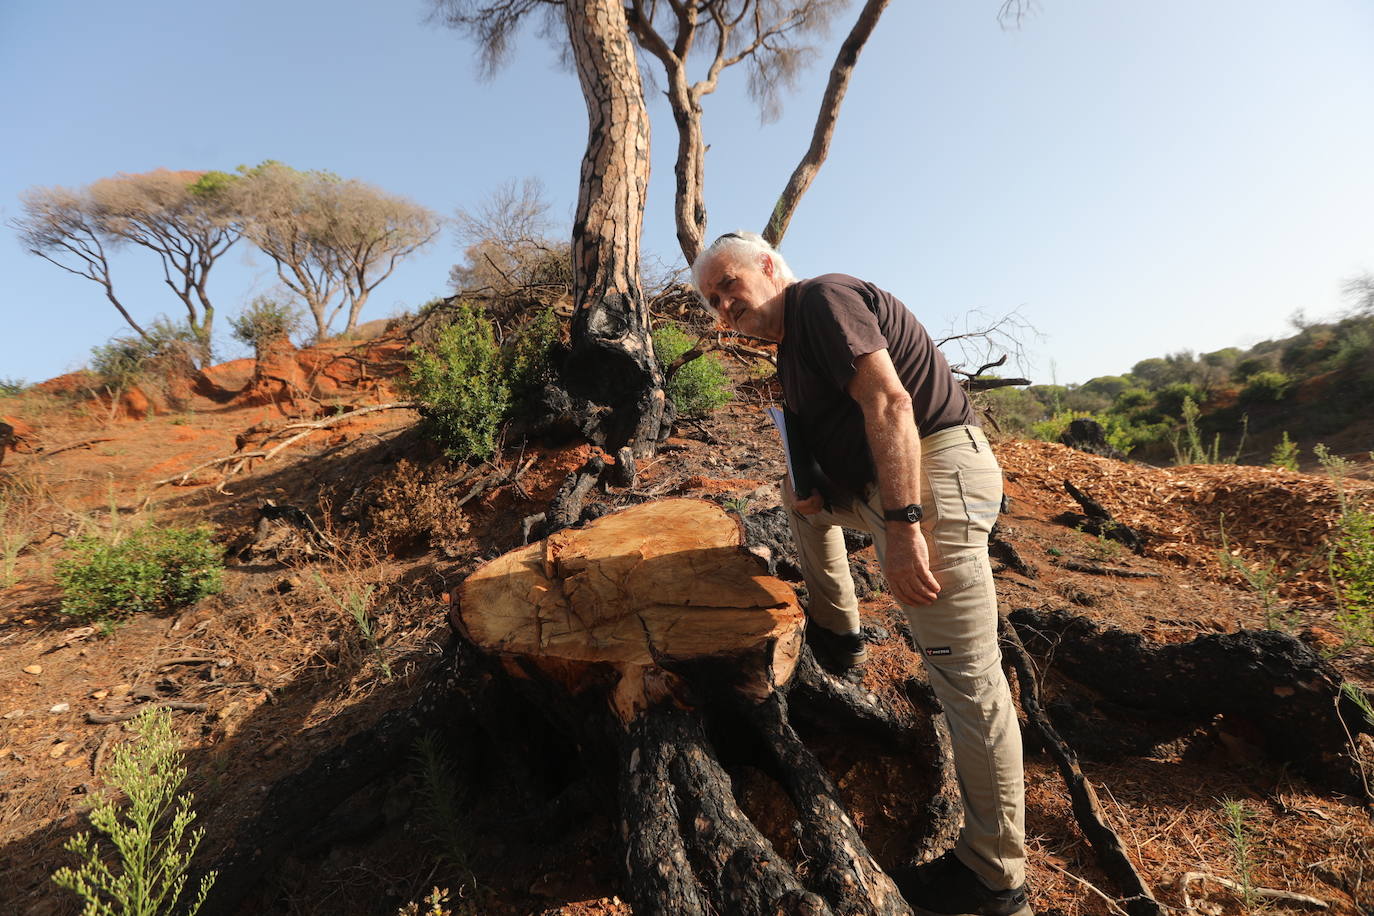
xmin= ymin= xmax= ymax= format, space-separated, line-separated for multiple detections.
xmin=23 ymin=664 xmax=42 ymax=675
xmin=2 ymin=709 xmax=25 ymax=719
xmin=110 ymin=683 xmax=132 ymax=697
xmin=1058 ymin=418 xmax=1125 ymax=460
xmin=50 ymin=702 xmax=70 ymax=714
xmin=90 ymin=689 xmax=108 ymax=700
xmin=49 ymin=742 xmax=69 ymax=758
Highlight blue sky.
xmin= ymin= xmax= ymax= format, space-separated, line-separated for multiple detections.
xmin=2 ymin=0 xmax=1372 ymax=387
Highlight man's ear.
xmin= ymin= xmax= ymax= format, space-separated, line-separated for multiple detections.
xmin=759 ymin=253 xmax=774 ymax=278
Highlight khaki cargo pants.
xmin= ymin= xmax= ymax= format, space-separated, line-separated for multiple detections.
xmin=783 ymin=424 xmax=1026 ymax=891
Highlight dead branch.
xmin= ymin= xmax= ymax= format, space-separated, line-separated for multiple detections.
xmin=27 ymin=437 xmax=115 ymax=461
xmin=999 ymin=617 xmax=1164 ymax=916
xmin=1043 ymin=861 xmax=1132 ymax=916
xmin=1052 ymin=559 xmax=1161 ymax=579
xmin=86 ymin=700 xmax=210 ymax=725
xmin=664 ymin=331 xmax=776 ymax=384
xmin=146 ymin=401 xmax=418 ymax=494
xmin=1181 ymin=871 xmax=1328 ymax=910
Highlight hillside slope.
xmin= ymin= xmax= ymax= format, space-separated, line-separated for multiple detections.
xmin=1 ymin=347 xmax=1371 ymax=916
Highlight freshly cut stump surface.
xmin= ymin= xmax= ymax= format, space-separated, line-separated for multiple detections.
xmin=457 ymin=498 xmax=805 ymax=720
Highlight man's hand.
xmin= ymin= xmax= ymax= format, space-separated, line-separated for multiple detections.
xmin=883 ymin=523 xmax=941 ymax=606
xmin=783 ymin=476 xmax=824 ymax=515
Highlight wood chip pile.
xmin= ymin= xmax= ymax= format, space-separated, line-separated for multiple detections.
xmin=995 ymin=438 xmax=1374 ymax=600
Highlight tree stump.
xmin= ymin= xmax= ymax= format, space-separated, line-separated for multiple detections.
xmin=456 ymin=499 xmax=921 ymax=915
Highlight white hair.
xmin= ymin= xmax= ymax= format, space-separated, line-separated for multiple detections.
xmin=690 ymin=231 xmax=796 ymax=308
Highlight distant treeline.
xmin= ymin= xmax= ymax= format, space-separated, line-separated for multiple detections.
xmin=985 ymin=279 xmax=1374 ymax=464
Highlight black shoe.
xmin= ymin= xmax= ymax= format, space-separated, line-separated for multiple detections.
xmin=806 ymin=624 xmax=869 ymax=673
xmin=893 ymin=851 xmax=1033 ymax=916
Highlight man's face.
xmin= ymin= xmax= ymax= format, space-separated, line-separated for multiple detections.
xmin=696 ymin=251 xmax=786 ymax=341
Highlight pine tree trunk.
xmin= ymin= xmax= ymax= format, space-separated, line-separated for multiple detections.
xmin=563 ymin=0 xmax=665 ymax=459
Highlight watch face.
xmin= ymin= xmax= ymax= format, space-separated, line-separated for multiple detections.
xmin=905 ymin=505 xmax=921 ymax=522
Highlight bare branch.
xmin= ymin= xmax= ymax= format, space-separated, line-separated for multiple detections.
xmin=763 ymin=0 xmax=889 ymax=246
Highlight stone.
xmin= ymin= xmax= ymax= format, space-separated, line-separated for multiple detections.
xmin=50 ymin=702 xmax=70 ymax=714
xmin=23 ymin=664 xmax=41 ymax=675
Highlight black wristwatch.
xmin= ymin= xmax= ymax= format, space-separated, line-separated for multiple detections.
xmin=883 ymin=503 xmax=924 ymax=523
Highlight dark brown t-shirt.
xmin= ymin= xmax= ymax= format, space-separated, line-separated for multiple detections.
xmin=777 ymin=274 xmax=975 ymax=495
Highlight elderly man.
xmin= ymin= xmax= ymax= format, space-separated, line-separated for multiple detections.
xmin=691 ymin=232 xmax=1031 ymax=916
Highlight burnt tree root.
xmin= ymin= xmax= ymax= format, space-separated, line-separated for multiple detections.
xmin=622 ymin=704 xmax=825 ymax=915
xmin=1057 ymin=480 xmax=1144 ymax=554
xmin=1010 ymin=607 xmax=1372 ymax=796
xmin=745 ymin=691 xmax=913 ymax=915
xmin=1000 ymin=619 xmax=1164 ymax=916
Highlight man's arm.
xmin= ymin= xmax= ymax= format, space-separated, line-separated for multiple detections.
xmin=847 ymin=349 xmax=941 ymax=606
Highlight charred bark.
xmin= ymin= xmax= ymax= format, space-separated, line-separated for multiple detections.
xmin=1056 ymin=480 xmax=1145 ymax=554
xmin=563 ymin=0 xmax=665 ymax=459
xmin=1010 ymin=607 xmax=1370 ymax=795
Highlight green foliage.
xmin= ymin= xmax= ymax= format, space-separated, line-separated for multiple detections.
xmin=654 ymin=325 xmax=731 ymax=417
xmin=1239 ymin=369 xmax=1292 ymax=404
xmin=55 ymin=524 xmax=223 ymax=624
xmin=0 ymin=493 xmax=28 ymax=588
xmin=228 ymin=296 xmax=302 ymax=351
xmin=1314 ymin=444 xmax=1374 ymax=650
xmin=0 ymin=377 xmax=27 ymax=396
xmin=1341 ymin=682 xmax=1374 ymax=730
xmin=1218 ymin=799 xmax=1259 ymax=911
xmin=501 ymin=307 xmax=560 ymax=405
xmin=91 ymin=320 xmax=200 ymax=393
xmin=314 ymin=573 xmax=391 ymax=679
xmin=407 ymin=303 xmax=510 ymax=462
xmin=1270 ymin=431 xmax=1300 ymax=471
xmin=1028 ymin=410 xmax=1165 ymax=458
xmin=51 ymin=707 xmax=216 ymax=916
xmin=412 ymin=734 xmax=485 ymax=904
xmin=1170 ymin=397 xmax=1246 ymax=465
xmin=1217 ymin=513 xmax=1298 ymax=631
xmin=187 ymin=170 xmax=237 ymax=197
xmin=1330 ymin=507 xmax=1374 ymax=648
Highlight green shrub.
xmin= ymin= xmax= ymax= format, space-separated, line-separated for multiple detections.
xmin=0 ymin=377 xmax=27 ymax=396
xmin=56 ymin=525 xmax=223 ymax=623
xmin=407 ymin=303 xmax=510 ymax=461
xmin=229 ymin=296 xmax=302 ymax=352
xmin=1270 ymin=431 xmax=1300 ymax=471
xmin=1331 ymin=507 xmax=1374 ymax=647
xmin=91 ymin=320 xmax=201 ymax=393
xmin=1240 ymin=369 xmax=1292 ymax=404
xmin=654 ymin=325 xmax=731 ymax=417
xmin=52 ymin=707 xmax=216 ymax=915
xmin=501 ymin=307 xmax=560 ymax=405
xmin=1028 ymin=410 xmax=1162 ymax=457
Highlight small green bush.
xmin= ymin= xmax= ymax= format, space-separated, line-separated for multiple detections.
xmin=53 ymin=707 xmax=216 ymax=916
xmin=0 ymin=377 xmax=27 ymax=396
xmin=91 ymin=320 xmax=201 ymax=392
xmin=1240 ymin=369 xmax=1292 ymax=404
xmin=1028 ymin=410 xmax=1162 ymax=457
xmin=1331 ymin=508 xmax=1374 ymax=647
xmin=56 ymin=525 xmax=223 ymax=623
xmin=654 ymin=325 xmax=731 ymax=417
xmin=1270 ymin=431 xmax=1300 ymax=471
xmin=502 ymin=307 xmax=560 ymax=405
xmin=229 ymin=296 xmax=302 ymax=352
xmin=407 ymin=303 xmax=510 ymax=461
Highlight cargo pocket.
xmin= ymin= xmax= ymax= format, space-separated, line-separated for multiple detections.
xmin=957 ymin=467 xmax=1004 ymax=540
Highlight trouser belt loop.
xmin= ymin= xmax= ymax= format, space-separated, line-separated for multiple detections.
xmin=966 ymin=426 xmax=979 ymax=452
